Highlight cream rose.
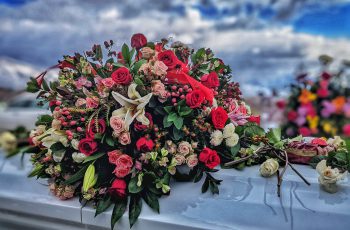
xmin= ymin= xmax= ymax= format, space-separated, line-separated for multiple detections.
xmin=110 ymin=116 xmax=125 ymax=135
xmin=177 ymin=141 xmax=192 ymax=156
xmin=71 ymin=139 xmax=80 ymax=150
xmin=174 ymin=154 xmax=186 ymax=165
xmin=0 ymin=132 xmax=17 ymax=153
xmin=153 ymin=60 xmax=168 ymax=76
xmin=186 ymin=154 xmax=198 ymax=168
xmin=210 ymin=130 xmax=223 ymax=146
xmin=223 ymin=123 xmax=236 ymax=138
xmin=52 ymin=119 xmax=61 ymax=130
xmin=316 ymin=160 xmax=346 ymax=193
xmin=225 ymin=133 xmax=239 ymax=147
xmin=327 ymin=136 xmax=345 ymax=148
xmin=260 ymin=159 xmax=279 ymax=177
xmin=141 ymin=47 xmax=155 ymax=59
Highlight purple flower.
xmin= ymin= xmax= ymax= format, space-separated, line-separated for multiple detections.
xmin=321 ymin=101 xmax=336 ymax=118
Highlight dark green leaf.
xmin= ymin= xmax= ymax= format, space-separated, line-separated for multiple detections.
xmin=173 ymin=117 xmax=184 ymax=130
xmin=209 ymin=181 xmax=219 ymax=194
xmin=42 ymin=79 xmax=50 ymax=91
xmin=106 ymin=136 xmax=115 ymax=147
xmin=128 ymin=177 xmax=143 ymax=194
xmin=172 ymin=127 xmax=184 ymax=141
xmin=111 ymin=198 xmax=127 ymax=230
xmin=83 ymin=152 xmax=105 ymax=163
xmin=50 ymin=142 xmax=65 ymax=152
xmin=143 ymin=191 xmax=159 ymax=213
xmin=309 ymin=155 xmax=326 ymax=169
xmin=244 ymin=125 xmax=265 ymax=137
xmin=193 ymin=169 xmax=203 ymax=183
xmin=179 ymin=106 xmax=192 ymax=117
xmin=163 ymin=116 xmax=173 ymax=128
xmin=167 ymin=113 xmax=178 ymax=122
xmin=201 ymin=176 xmax=209 ymax=193
xmin=28 ymin=164 xmax=44 ymax=178
xmin=95 ymin=196 xmax=112 ymax=217
xmin=63 ymin=164 xmax=89 ymax=185
xmin=229 ymin=143 xmax=240 ymax=158
xmin=129 ymin=195 xmax=142 ymax=228
xmin=164 ymin=106 xmax=173 ymax=114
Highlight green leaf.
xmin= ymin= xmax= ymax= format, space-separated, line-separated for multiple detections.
xmin=121 ymin=43 xmax=130 ymax=65
xmin=42 ymin=79 xmax=50 ymax=91
xmin=309 ymin=155 xmax=327 ymax=169
xmin=111 ymin=198 xmax=127 ymax=230
xmin=83 ymin=164 xmax=97 ymax=192
xmin=172 ymin=127 xmax=184 ymax=141
xmin=94 ymin=45 xmax=103 ymax=60
xmin=229 ymin=143 xmax=241 ymax=158
xmin=128 ymin=176 xmax=143 ymax=194
xmin=167 ymin=113 xmax=178 ymax=122
xmin=134 ymin=76 xmax=144 ymax=86
xmin=50 ymin=142 xmax=65 ymax=152
xmin=193 ymin=169 xmax=203 ymax=183
xmin=143 ymin=191 xmax=159 ymax=213
xmin=163 ymin=115 xmax=173 ymax=128
xmin=83 ymin=152 xmax=105 ymax=163
xmin=266 ymin=128 xmax=281 ymax=144
xmin=28 ymin=164 xmax=44 ymax=178
xmin=106 ymin=136 xmax=115 ymax=147
xmin=95 ymin=196 xmax=112 ymax=217
xmin=26 ymin=77 xmax=40 ymax=93
xmin=209 ymin=181 xmax=219 ymax=194
xmin=164 ymin=106 xmax=173 ymax=114
xmin=132 ymin=59 xmax=147 ymax=75
xmin=129 ymin=195 xmax=142 ymax=228
xmin=173 ymin=117 xmax=184 ymax=130
xmin=244 ymin=125 xmax=265 ymax=137
xmin=63 ymin=164 xmax=89 ymax=185
xmin=201 ymin=176 xmax=209 ymax=193
xmin=179 ymin=106 xmax=192 ymax=117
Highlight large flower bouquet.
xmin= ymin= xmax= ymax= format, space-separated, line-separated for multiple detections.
xmin=26 ymin=34 xmax=316 ymax=228
xmin=281 ymin=56 xmax=350 ymax=138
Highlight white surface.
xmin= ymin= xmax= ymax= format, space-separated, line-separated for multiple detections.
xmin=0 ymin=154 xmax=350 ymax=230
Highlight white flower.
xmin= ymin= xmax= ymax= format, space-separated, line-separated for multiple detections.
xmin=51 ymin=119 xmax=61 ymax=130
xmin=316 ymin=160 xmax=346 ymax=193
xmin=223 ymin=123 xmax=236 ymax=138
xmin=327 ymin=136 xmax=345 ymax=148
xmin=186 ymin=154 xmax=198 ymax=168
xmin=260 ymin=159 xmax=279 ymax=177
xmin=71 ymin=139 xmax=79 ymax=150
xmin=41 ymin=129 xmax=68 ymax=148
xmin=177 ymin=141 xmax=192 ymax=156
xmin=225 ymin=133 xmax=239 ymax=147
xmin=0 ymin=132 xmax=17 ymax=153
xmin=210 ymin=130 xmax=223 ymax=146
xmin=53 ymin=149 xmax=65 ymax=163
xmin=72 ymin=152 xmax=87 ymax=163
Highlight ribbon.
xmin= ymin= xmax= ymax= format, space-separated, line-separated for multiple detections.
xmin=166 ymin=71 xmax=214 ymax=103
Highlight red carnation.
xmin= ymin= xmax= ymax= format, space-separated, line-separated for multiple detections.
xmin=109 ymin=179 xmax=127 ymax=198
xmin=111 ymin=67 xmax=132 ymax=85
xmin=78 ymin=137 xmax=98 ymax=156
xmin=201 ymin=72 xmax=220 ymax=89
xmin=134 ymin=113 xmax=153 ymax=131
xmin=247 ymin=115 xmax=260 ymax=125
xmin=186 ymin=89 xmax=205 ymax=109
xmin=343 ymin=124 xmax=350 ymax=137
xmin=131 ymin=33 xmax=147 ymax=49
xmin=87 ymin=119 xmax=106 ymax=138
xmin=158 ymin=50 xmax=180 ymax=70
xmin=136 ymin=137 xmax=154 ymax=152
xmin=211 ymin=107 xmax=228 ymax=129
xmin=199 ymin=147 xmax=220 ymax=169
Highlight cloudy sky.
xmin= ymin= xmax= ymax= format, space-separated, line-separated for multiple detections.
xmin=0 ymin=0 xmax=349 ymax=95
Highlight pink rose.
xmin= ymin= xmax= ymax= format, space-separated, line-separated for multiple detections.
xmin=153 ymin=61 xmax=168 ymax=76
xmin=86 ymin=97 xmax=99 ymax=108
xmin=108 ymin=150 xmax=122 ymax=164
xmin=343 ymin=124 xmax=350 ymax=137
xmin=113 ymin=167 xmax=131 ymax=178
xmin=118 ymin=132 xmax=131 ymax=145
xmin=186 ymin=154 xmax=198 ymax=168
xmin=110 ymin=116 xmax=125 ymax=135
xmin=177 ymin=141 xmax=192 ymax=156
xmin=151 ymin=80 xmax=165 ymax=95
xmin=75 ymin=98 xmax=86 ymax=107
xmin=101 ymin=78 xmax=115 ymax=88
xmin=174 ymin=154 xmax=186 ymax=165
xmin=115 ymin=154 xmax=133 ymax=169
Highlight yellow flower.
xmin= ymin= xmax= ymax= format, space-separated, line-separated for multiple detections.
xmin=298 ymin=89 xmax=317 ymax=104
xmin=0 ymin=132 xmax=17 ymax=153
xmin=307 ymin=115 xmax=319 ymax=130
xmin=323 ymin=122 xmax=332 ymax=134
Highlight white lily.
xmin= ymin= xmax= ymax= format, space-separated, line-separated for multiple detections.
xmin=111 ymin=83 xmax=152 ymax=130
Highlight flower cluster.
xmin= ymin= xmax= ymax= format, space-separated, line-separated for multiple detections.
xmin=281 ymin=60 xmax=350 ymax=138
xmin=23 ymin=33 xmax=278 ymax=229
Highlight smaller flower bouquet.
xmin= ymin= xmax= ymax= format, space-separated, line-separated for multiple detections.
xmin=0 ymin=126 xmax=30 ymax=158
xmin=281 ymin=55 xmax=350 ymax=139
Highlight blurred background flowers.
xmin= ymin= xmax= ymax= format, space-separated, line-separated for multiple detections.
xmin=0 ymin=0 xmax=349 ymax=130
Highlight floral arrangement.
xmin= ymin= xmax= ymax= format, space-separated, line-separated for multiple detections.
xmin=0 ymin=126 xmax=30 ymax=158
xmin=281 ymin=56 xmax=350 ymax=138
xmin=26 ymin=33 xmax=315 ymax=229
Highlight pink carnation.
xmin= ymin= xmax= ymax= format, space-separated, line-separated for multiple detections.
xmin=101 ymin=78 xmax=115 ymax=88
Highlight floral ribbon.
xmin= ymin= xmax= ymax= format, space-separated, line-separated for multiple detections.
xmin=166 ymin=71 xmax=214 ymax=103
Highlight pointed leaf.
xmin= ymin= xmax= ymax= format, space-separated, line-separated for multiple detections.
xmin=95 ymin=196 xmax=112 ymax=217
xmin=143 ymin=191 xmax=159 ymax=213
xmin=129 ymin=195 xmax=142 ymax=228
xmin=111 ymin=198 xmax=127 ymax=230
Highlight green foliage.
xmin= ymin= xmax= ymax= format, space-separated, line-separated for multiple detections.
xmin=26 ymin=77 xmax=40 ymax=93
xmin=63 ymin=164 xmax=89 ymax=185
xmin=83 ymin=164 xmax=98 ymax=193
xmin=143 ymin=191 xmax=160 ymax=213
xmin=83 ymin=152 xmax=105 ymax=164
xmin=128 ymin=176 xmax=143 ymax=194
xmin=111 ymin=198 xmax=127 ymax=230
xmin=95 ymin=196 xmax=112 ymax=217
xmin=129 ymin=195 xmax=142 ymax=228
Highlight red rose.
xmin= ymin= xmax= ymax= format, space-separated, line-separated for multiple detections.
xmin=117 ymin=52 xmax=125 ymax=64
xmin=109 ymin=179 xmax=127 ymax=198
xmin=78 ymin=137 xmax=98 ymax=156
xmin=275 ymin=100 xmax=286 ymax=109
xmin=131 ymin=33 xmax=147 ymax=49
xmin=287 ymin=111 xmax=298 ymax=121
xmin=87 ymin=119 xmax=106 ymax=138
xmin=199 ymin=147 xmax=220 ymax=169
xmin=134 ymin=112 xmax=153 ymax=131
xmin=111 ymin=67 xmax=132 ymax=85
xmin=186 ymin=89 xmax=205 ymax=109
xmin=299 ymin=127 xmax=311 ymax=136
xmin=321 ymin=72 xmax=332 ymax=80
xmin=136 ymin=137 xmax=154 ymax=152
xmin=247 ymin=115 xmax=260 ymax=125
xmin=211 ymin=107 xmax=228 ymax=129
xmin=201 ymin=72 xmax=220 ymax=88
xmin=158 ymin=50 xmax=180 ymax=70
xmin=311 ymin=138 xmax=328 ymax=146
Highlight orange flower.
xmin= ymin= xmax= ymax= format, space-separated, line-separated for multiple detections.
xmin=332 ymin=96 xmax=346 ymax=113
xmin=298 ymin=89 xmax=317 ymax=104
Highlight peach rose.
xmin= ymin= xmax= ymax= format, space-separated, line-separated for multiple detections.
xmin=153 ymin=61 xmax=168 ymax=76
xmin=177 ymin=141 xmax=192 ymax=156
xmin=118 ymin=132 xmax=131 ymax=145
xmin=151 ymin=80 xmax=165 ymax=95
xmin=174 ymin=154 xmax=186 ymax=165
xmin=110 ymin=116 xmax=125 ymax=135
xmin=141 ymin=47 xmax=155 ymax=59
xmin=186 ymin=154 xmax=198 ymax=168
xmin=86 ymin=97 xmax=99 ymax=108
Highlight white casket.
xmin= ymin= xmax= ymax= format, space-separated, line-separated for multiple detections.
xmin=0 ymin=153 xmax=349 ymax=230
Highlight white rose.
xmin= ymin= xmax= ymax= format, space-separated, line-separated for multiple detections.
xmin=174 ymin=154 xmax=186 ymax=165
xmin=223 ymin=123 xmax=236 ymax=138
xmin=72 ymin=152 xmax=87 ymax=163
xmin=177 ymin=141 xmax=192 ymax=156
xmin=71 ymin=139 xmax=79 ymax=150
xmin=316 ymin=160 xmax=346 ymax=193
xmin=327 ymin=136 xmax=345 ymax=148
xmin=260 ymin=159 xmax=279 ymax=177
xmin=210 ymin=130 xmax=223 ymax=146
xmin=51 ymin=119 xmax=61 ymax=130
xmin=225 ymin=133 xmax=239 ymax=147
xmin=186 ymin=154 xmax=198 ymax=168
xmin=0 ymin=132 xmax=17 ymax=153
